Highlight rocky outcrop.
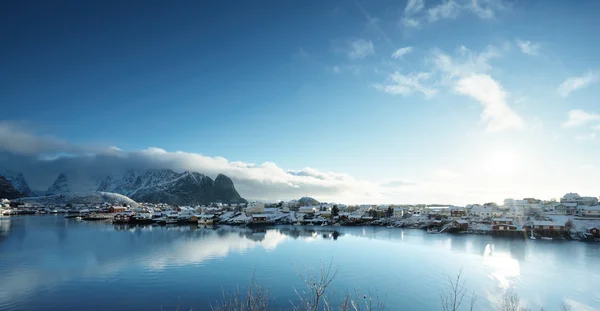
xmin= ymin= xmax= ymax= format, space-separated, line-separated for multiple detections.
xmin=0 ymin=175 xmax=23 ymax=199
xmin=0 ymin=170 xmax=32 ymax=196
xmin=46 ymin=173 xmax=71 ymax=195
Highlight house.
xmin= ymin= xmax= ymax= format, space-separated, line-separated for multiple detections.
xmin=449 ymin=207 xmax=466 ymax=218
xmin=452 ymin=219 xmax=469 ymax=230
xmin=492 ymin=218 xmax=517 ymax=231
xmin=469 ymin=205 xmax=495 ymax=219
xmin=245 ymin=202 xmax=265 ymax=215
xmin=393 ymin=208 xmax=404 ymax=218
xmin=318 ymin=210 xmax=332 ymax=219
xmin=298 ymin=206 xmax=317 ymax=214
xmin=532 ymin=221 xmax=565 ymax=231
xmin=556 ymin=203 xmax=578 ymax=215
xmin=561 ymin=193 xmax=599 ymax=205
xmin=577 ymin=206 xmax=600 ymax=217
xmin=109 ymin=206 xmax=127 ymax=213
xmin=177 ymin=206 xmax=196 ymax=216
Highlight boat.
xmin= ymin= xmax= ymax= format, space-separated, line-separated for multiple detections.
xmin=332 ymin=223 xmax=341 ymax=227
xmin=530 ymin=229 xmax=536 ymax=240
xmin=387 ymin=225 xmax=395 ymax=229
xmin=541 ymin=237 xmax=553 ymax=241
xmin=427 ymin=228 xmax=440 ymax=234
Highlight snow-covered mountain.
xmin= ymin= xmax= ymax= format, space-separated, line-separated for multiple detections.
xmin=46 ymin=173 xmax=71 ymax=195
xmin=16 ymin=191 xmax=138 ymax=206
xmin=97 ymin=169 xmax=247 ymax=205
xmin=0 ymin=175 xmax=23 ymax=199
xmin=0 ymin=170 xmax=32 ymax=196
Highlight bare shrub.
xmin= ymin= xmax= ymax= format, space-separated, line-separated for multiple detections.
xmin=440 ymin=267 xmax=476 ymax=311
xmin=292 ymin=260 xmax=339 ymax=311
xmin=559 ymin=301 xmax=572 ymax=311
xmin=210 ymin=274 xmax=269 ymax=311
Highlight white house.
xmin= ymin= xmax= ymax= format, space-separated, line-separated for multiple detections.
xmin=393 ymin=208 xmax=404 ymax=218
xmin=578 ymin=206 xmax=600 ymax=217
xmin=178 ymin=206 xmax=196 ymax=215
xmin=245 ymin=202 xmax=265 ymax=215
xmin=561 ymin=193 xmax=599 ymax=206
xmin=469 ymin=205 xmax=496 ymax=218
xmin=298 ymin=206 xmax=317 ymax=214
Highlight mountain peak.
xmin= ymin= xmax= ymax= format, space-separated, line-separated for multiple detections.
xmin=46 ymin=173 xmax=71 ymax=195
xmin=0 ymin=175 xmax=24 ymax=199
xmin=0 ymin=170 xmax=32 ymax=196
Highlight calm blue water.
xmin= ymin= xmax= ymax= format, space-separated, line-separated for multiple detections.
xmin=0 ymin=215 xmax=598 ymax=311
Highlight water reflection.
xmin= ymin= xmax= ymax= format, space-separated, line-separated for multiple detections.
xmin=1 ymin=219 xmax=599 ymax=311
xmin=483 ymin=243 xmax=520 ymax=289
xmin=0 ymin=223 xmax=346 ymax=305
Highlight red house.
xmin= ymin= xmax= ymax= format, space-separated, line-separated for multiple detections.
xmin=492 ymin=218 xmax=517 ymax=231
xmin=109 ymin=206 xmax=127 ymax=213
xmin=532 ymin=221 xmax=565 ymax=232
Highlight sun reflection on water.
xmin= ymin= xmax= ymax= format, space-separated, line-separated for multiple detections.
xmin=483 ymin=243 xmax=520 ymax=289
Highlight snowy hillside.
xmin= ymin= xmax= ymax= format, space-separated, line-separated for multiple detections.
xmin=96 ymin=169 xmax=246 ymax=205
xmin=0 ymin=170 xmax=32 ymax=196
xmin=17 ymin=191 xmax=139 ymax=206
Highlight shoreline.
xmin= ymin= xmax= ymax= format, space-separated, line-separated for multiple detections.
xmin=3 ymin=211 xmax=599 ymax=243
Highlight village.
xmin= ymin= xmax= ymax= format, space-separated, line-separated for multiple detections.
xmin=1 ymin=192 xmax=600 ymax=242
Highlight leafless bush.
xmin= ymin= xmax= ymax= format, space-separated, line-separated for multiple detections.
xmin=328 ymin=290 xmax=386 ymax=311
xmin=440 ymin=267 xmax=476 ymax=311
xmin=210 ymin=274 xmax=269 ymax=311
xmin=292 ymin=260 xmax=338 ymax=311
xmin=498 ymin=289 xmax=539 ymax=311
xmin=559 ymin=301 xmax=572 ymax=311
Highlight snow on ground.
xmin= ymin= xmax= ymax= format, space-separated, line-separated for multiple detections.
xmin=546 ymin=214 xmax=600 ymax=233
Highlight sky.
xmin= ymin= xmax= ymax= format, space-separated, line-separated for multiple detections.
xmin=1 ymin=0 xmax=600 ymax=205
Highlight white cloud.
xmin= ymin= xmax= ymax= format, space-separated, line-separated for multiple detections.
xmin=0 ymin=122 xmax=384 ymax=203
xmin=592 ymin=124 xmax=600 ymax=131
xmin=376 ymin=71 xmax=438 ymax=98
xmin=428 ymin=1 xmax=462 ymax=22
xmin=426 ymin=45 xmax=524 ymax=132
xmin=391 ymin=46 xmax=413 ymax=59
xmin=469 ymin=0 xmax=503 ymax=19
xmin=347 ymin=39 xmax=375 ymax=59
xmin=0 ymin=121 xmax=92 ymax=155
xmin=430 ymin=45 xmax=502 ymax=78
xmin=404 ymin=0 xmax=425 ymax=16
xmin=516 ymin=39 xmax=540 ymax=56
xmin=455 ymin=74 xmax=524 ymax=132
xmin=557 ymin=71 xmax=598 ymax=97
xmin=575 ymin=132 xmax=597 ymax=141
xmin=402 ymin=17 xmax=421 ymax=28
xmin=562 ymin=109 xmax=600 ymax=127
xmin=425 ymin=0 xmax=505 ymax=23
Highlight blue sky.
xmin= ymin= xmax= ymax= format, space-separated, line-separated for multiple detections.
xmin=1 ymin=0 xmax=600 ymax=204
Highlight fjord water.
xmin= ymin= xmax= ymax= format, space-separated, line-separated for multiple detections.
xmin=0 ymin=216 xmax=598 ymax=311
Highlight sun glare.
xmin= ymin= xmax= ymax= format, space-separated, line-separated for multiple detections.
xmin=481 ymin=147 xmax=521 ymax=177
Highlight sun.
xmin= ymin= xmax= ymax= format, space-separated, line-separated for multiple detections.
xmin=481 ymin=147 xmax=521 ymax=177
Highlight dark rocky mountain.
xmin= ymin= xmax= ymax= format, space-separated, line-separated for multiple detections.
xmin=46 ymin=173 xmax=70 ymax=195
xmin=97 ymin=169 xmax=247 ymax=205
xmin=0 ymin=175 xmax=24 ymax=199
xmin=0 ymin=170 xmax=32 ymax=196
